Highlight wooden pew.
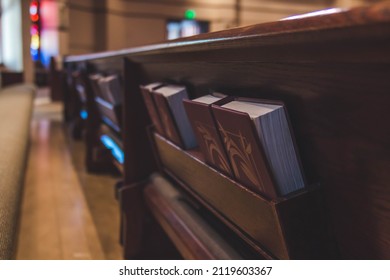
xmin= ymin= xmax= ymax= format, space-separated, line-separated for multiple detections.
xmin=0 ymin=71 xmax=24 ymax=88
xmin=63 ymin=2 xmax=390 ymax=259
xmin=62 ymin=64 xmax=87 ymax=140
xmin=49 ymin=57 xmax=68 ymax=103
xmin=0 ymin=84 xmax=35 ymax=259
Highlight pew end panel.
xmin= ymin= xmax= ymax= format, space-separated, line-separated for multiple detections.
xmin=63 ymin=2 xmax=390 ymax=259
xmin=122 ymin=3 xmax=390 ymax=259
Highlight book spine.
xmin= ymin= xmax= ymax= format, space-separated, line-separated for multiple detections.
xmin=140 ymin=87 xmax=166 ymax=136
xmin=153 ymin=93 xmax=184 ymax=148
xmin=107 ymin=76 xmax=123 ymax=104
xmin=89 ymin=76 xmax=103 ymax=100
xmin=95 ymin=97 xmax=120 ymax=130
xmin=98 ymin=79 xmax=116 ymax=104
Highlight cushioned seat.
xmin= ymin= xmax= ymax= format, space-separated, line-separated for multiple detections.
xmin=0 ymin=84 xmax=35 ymax=259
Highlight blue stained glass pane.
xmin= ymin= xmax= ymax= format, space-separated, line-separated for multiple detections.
xmin=100 ymin=135 xmax=124 ymax=164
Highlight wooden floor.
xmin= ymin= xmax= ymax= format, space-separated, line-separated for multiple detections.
xmin=16 ymin=97 xmax=122 ymax=259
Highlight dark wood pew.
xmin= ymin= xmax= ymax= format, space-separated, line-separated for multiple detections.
xmin=49 ymin=57 xmax=64 ymax=102
xmin=63 ymin=1 xmax=390 ymax=259
xmin=62 ymin=63 xmax=87 ymax=140
xmin=64 ymin=54 xmax=178 ymax=259
xmin=0 ymin=71 xmax=24 ymax=88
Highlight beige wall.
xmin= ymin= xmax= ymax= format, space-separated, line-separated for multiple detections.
xmin=68 ymin=0 xmax=96 ymax=54
xmin=335 ymin=0 xmax=367 ymax=8
xmin=106 ymin=16 xmax=166 ymax=51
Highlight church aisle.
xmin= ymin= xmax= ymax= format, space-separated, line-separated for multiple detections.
xmin=16 ymin=101 xmax=105 ymax=259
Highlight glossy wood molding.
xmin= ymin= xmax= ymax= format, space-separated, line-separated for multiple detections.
xmin=64 ymin=1 xmax=390 ymax=63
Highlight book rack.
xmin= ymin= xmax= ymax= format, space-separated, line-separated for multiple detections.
xmin=149 ymin=132 xmax=335 ymax=259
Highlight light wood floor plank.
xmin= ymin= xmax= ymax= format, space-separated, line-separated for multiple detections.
xmin=16 ymin=102 xmax=105 ymax=260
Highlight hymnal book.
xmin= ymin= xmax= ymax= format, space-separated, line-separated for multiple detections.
xmin=73 ymin=72 xmax=87 ymax=102
xmin=99 ymin=124 xmax=124 ymax=164
xmin=98 ymin=75 xmax=122 ymax=105
xmin=183 ymin=94 xmax=234 ymax=176
xmin=89 ymin=74 xmax=104 ymax=99
xmin=212 ymin=98 xmax=305 ymax=198
xmin=153 ymin=85 xmax=197 ymax=149
xmin=95 ymin=96 xmax=121 ymax=132
xmin=140 ymin=83 xmax=165 ymax=136
xmin=100 ymin=124 xmax=123 ymax=149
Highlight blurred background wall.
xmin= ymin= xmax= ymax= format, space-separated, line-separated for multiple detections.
xmin=0 ymin=0 xmax=380 ymax=83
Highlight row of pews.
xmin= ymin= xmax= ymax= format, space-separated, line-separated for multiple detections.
xmin=62 ymin=2 xmax=390 ymax=259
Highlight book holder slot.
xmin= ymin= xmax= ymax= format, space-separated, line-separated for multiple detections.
xmin=95 ymin=97 xmax=122 ymax=133
xmin=144 ymin=174 xmax=243 ymax=259
xmin=98 ymin=124 xmax=124 ymax=172
xmin=151 ymin=132 xmax=336 ymax=259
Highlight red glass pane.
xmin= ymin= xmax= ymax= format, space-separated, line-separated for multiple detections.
xmin=31 ymin=13 xmax=39 ymax=22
